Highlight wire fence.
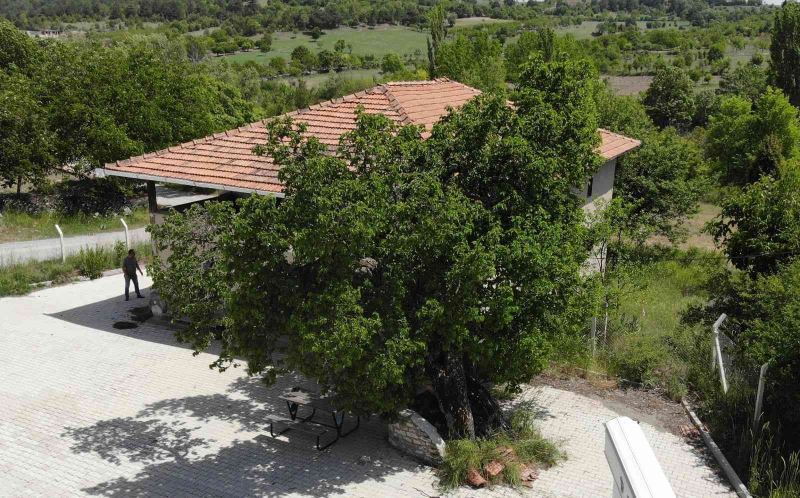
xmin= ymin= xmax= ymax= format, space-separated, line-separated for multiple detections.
xmin=711 ymin=314 xmax=769 ymax=437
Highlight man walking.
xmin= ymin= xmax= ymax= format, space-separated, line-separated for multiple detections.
xmin=123 ymin=249 xmax=145 ymax=301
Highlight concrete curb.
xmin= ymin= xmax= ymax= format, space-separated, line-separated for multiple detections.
xmin=681 ymin=399 xmax=752 ymax=498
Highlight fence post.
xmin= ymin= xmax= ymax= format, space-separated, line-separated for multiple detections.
xmin=752 ymin=362 xmax=769 ymax=437
xmin=120 ymin=218 xmax=129 ymax=249
xmin=711 ymin=313 xmax=727 ymax=370
xmin=54 ymin=224 xmax=65 ymax=263
xmin=712 ymin=314 xmax=728 ymax=393
xmin=591 ymin=316 xmax=597 ymax=358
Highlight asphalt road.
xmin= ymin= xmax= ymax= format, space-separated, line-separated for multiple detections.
xmin=0 ymin=227 xmax=150 ymax=267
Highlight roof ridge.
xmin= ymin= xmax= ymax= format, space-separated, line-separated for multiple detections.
xmin=383 ymin=85 xmax=414 ymax=126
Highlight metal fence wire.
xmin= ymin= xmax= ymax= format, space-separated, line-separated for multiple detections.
xmin=711 ymin=314 xmax=769 ymax=435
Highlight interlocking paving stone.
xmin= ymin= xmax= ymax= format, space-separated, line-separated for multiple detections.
xmin=0 ymin=273 xmax=736 ymax=497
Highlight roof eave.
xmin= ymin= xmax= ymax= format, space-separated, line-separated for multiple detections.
xmin=94 ymin=168 xmax=285 ymax=198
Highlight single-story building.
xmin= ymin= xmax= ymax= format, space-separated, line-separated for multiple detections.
xmin=95 ymin=78 xmax=640 ymax=218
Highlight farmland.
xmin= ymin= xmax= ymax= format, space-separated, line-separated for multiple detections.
xmin=223 ymin=25 xmax=428 ymax=64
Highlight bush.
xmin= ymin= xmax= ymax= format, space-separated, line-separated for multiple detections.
xmin=55 ymin=178 xmax=128 ymax=216
xmin=0 ymin=192 xmax=58 ymax=214
xmin=76 ymin=247 xmax=111 ymax=279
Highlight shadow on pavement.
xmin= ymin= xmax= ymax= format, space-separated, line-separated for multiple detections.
xmin=62 ymin=375 xmax=422 ymax=497
xmin=45 ymin=285 xmax=197 ymax=351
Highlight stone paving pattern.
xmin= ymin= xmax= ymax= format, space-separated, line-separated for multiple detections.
xmin=0 ymin=273 xmax=736 ymax=497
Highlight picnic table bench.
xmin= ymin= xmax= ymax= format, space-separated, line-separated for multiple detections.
xmin=265 ymin=387 xmax=360 ymax=450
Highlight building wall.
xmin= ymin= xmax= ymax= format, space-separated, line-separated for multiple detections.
xmin=581 ymin=158 xmax=617 ymax=274
xmin=582 ymin=158 xmax=616 ymax=215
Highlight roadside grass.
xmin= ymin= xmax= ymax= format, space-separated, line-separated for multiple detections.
xmin=0 ymin=207 xmax=149 ymax=243
xmin=222 ymin=25 xmax=428 ymax=63
xmin=439 ymin=408 xmax=562 ymax=489
xmin=0 ymin=241 xmax=152 ymax=297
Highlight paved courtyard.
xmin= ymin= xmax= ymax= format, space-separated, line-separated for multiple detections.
xmin=0 ymin=273 xmax=736 ymax=497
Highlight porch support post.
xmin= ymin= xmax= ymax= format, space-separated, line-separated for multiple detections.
xmin=146 ymin=181 xmax=158 ymax=214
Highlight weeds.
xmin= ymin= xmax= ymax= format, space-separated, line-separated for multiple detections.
xmin=438 ymin=408 xmax=562 ymax=489
xmin=0 ymin=242 xmax=151 ymax=297
xmin=749 ymin=425 xmax=800 ymax=498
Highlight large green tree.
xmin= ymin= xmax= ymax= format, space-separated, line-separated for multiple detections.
xmin=150 ymin=58 xmax=600 ymax=438
xmin=708 ymin=169 xmax=800 ymax=276
xmin=426 ymin=3 xmax=448 ymax=78
xmin=0 ymin=71 xmax=55 ymax=192
xmin=615 ymin=129 xmax=706 ymax=244
xmin=435 ymin=31 xmax=506 ymax=91
xmin=40 ymin=39 xmax=254 ymax=172
xmin=705 ymin=88 xmax=799 ymax=185
xmin=771 ymin=1 xmax=800 ymax=107
xmin=718 ymin=63 xmax=768 ymax=103
xmin=0 ymin=18 xmax=38 ymax=72
xmin=642 ymin=65 xmax=695 ymax=131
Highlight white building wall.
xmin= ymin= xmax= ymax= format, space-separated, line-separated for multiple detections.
xmin=582 ymin=158 xmax=616 ymax=214
xmin=580 ymin=158 xmax=617 ymax=274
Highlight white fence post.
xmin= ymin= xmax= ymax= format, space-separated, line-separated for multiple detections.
xmin=54 ymin=224 xmax=65 ymax=263
xmin=752 ymin=362 xmax=769 ymax=436
xmin=120 ymin=218 xmax=129 ymax=249
xmin=605 ymin=416 xmax=676 ymax=498
xmin=711 ymin=313 xmax=729 ymax=393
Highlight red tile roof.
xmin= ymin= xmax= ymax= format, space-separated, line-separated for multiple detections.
xmin=99 ymin=78 xmax=640 ymax=195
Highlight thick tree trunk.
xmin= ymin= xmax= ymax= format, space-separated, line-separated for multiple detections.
xmin=17 ymin=177 xmax=22 ymax=195
xmin=466 ymin=375 xmax=508 ymax=437
xmin=426 ymin=350 xmax=475 ymax=439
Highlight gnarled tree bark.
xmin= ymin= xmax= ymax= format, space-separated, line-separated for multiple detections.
xmin=426 ymin=349 xmax=475 ymax=439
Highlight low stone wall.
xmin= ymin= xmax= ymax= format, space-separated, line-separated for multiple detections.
xmin=388 ymin=409 xmax=446 ymax=466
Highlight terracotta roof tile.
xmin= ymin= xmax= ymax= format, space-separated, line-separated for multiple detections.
xmin=101 ymin=78 xmax=640 ymax=194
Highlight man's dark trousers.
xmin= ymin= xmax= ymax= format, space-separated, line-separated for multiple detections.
xmin=125 ymin=273 xmax=142 ymax=300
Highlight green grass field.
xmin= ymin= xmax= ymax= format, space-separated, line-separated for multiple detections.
xmin=274 ymin=68 xmax=382 ymax=88
xmin=556 ymin=20 xmax=691 ymax=40
xmin=0 ymin=207 xmax=150 ymax=243
xmin=453 ymin=16 xmax=515 ymax=27
xmin=223 ymin=25 xmax=428 ymax=64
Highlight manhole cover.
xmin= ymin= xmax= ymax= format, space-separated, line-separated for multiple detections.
xmin=113 ymin=321 xmax=139 ymax=329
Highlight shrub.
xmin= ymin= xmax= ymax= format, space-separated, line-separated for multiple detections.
xmin=76 ymin=247 xmax=110 ymax=279
xmin=438 ymin=408 xmax=562 ymax=489
xmin=55 ymin=178 xmax=128 ymax=216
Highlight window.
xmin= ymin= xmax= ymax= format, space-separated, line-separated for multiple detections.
xmin=586 ymin=176 xmax=594 ymax=198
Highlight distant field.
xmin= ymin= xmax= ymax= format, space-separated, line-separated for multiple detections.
xmin=274 ymin=68 xmax=382 ymax=88
xmin=603 ymin=75 xmax=652 ymax=96
xmin=727 ymin=43 xmax=769 ymax=65
xmin=453 ymin=16 xmax=515 ymax=27
xmin=223 ymin=25 xmax=427 ymax=64
xmin=556 ymin=20 xmax=690 ymax=40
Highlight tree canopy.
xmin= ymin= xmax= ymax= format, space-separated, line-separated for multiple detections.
xmin=708 ymin=169 xmax=800 ymax=276
xmin=615 ymin=128 xmax=706 ymax=244
xmin=705 ymin=87 xmax=799 ymax=185
xmin=642 ymin=65 xmax=695 ymax=131
xmin=150 ymin=57 xmax=601 ymax=439
xmin=435 ymin=31 xmax=506 ymax=92
xmin=0 ymin=71 xmax=55 ymax=191
xmin=770 ymin=1 xmax=800 ymax=107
